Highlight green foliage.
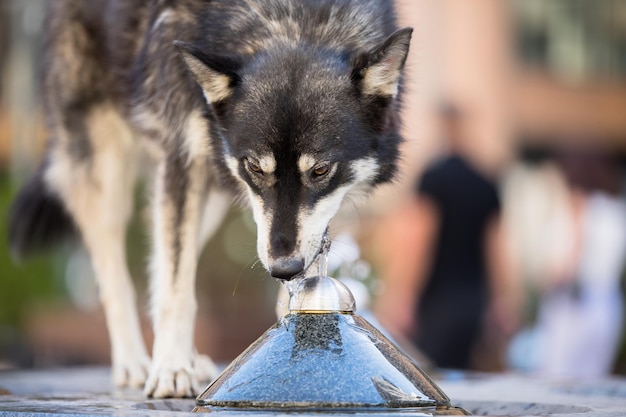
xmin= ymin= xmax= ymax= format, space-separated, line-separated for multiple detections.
xmin=0 ymin=173 xmax=65 ymax=328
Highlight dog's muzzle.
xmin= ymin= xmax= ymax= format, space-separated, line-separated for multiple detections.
xmin=270 ymin=257 xmax=305 ymax=281
xmin=270 ymin=229 xmax=331 ymax=281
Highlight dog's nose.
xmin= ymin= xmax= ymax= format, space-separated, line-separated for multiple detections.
xmin=270 ymin=257 xmax=305 ymax=281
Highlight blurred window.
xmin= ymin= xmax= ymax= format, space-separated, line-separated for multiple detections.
xmin=513 ymin=0 xmax=626 ymax=81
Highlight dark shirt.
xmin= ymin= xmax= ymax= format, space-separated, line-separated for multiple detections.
xmin=413 ymin=154 xmax=500 ymax=369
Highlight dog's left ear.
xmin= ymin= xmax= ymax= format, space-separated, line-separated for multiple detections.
xmin=357 ymin=28 xmax=413 ymax=98
xmin=174 ymin=41 xmax=241 ymax=103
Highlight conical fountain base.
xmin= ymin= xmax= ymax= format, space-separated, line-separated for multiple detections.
xmin=195 ymin=311 xmax=468 ymax=414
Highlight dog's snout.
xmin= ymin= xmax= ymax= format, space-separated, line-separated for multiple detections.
xmin=270 ymin=257 xmax=305 ymax=281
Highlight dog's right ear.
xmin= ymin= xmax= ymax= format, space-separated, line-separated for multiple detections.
xmin=174 ymin=41 xmax=241 ymax=103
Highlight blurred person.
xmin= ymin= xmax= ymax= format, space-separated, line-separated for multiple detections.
xmin=375 ymin=104 xmax=519 ymax=371
xmin=500 ymin=160 xmax=579 ymax=372
xmin=534 ymin=152 xmax=626 ymax=378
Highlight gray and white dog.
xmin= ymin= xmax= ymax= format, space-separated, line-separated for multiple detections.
xmin=9 ymin=0 xmax=411 ymax=398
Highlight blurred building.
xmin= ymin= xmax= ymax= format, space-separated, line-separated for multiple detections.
xmin=513 ymin=0 xmax=626 ymax=153
xmin=387 ymin=0 xmax=626 ymax=199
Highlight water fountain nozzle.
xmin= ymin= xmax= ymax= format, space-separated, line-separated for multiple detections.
xmin=287 ymin=275 xmax=356 ymax=313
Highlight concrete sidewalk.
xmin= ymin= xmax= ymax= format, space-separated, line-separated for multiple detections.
xmin=0 ymin=367 xmax=625 ymax=416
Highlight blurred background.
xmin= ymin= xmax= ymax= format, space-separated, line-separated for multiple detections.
xmin=1 ymin=0 xmax=625 ymax=378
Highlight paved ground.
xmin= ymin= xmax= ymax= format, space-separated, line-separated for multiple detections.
xmin=438 ymin=371 xmax=626 ymax=417
xmin=0 ymin=367 xmax=625 ymax=416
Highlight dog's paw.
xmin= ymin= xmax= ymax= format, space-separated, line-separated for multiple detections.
xmin=143 ymin=353 xmax=218 ymax=398
xmin=144 ymin=360 xmax=199 ymax=398
xmin=194 ymin=353 xmax=219 ymax=383
xmin=112 ymin=354 xmax=151 ymax=388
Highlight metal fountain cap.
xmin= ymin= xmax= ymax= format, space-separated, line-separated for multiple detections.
xmin=287 ymin=275 xmax=356 ymax=313
xmin=195 ymin=274 xmax=468 ymax=415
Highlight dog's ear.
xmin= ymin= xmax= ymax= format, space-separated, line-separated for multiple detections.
xmin=174 ymin=41 xmax=241 ymax=103
xmin=355 ymin=28 xmax=413 ymax=98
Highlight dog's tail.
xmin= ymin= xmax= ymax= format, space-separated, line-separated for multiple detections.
xmin=8 ymin=165 xmax=77 ymax=260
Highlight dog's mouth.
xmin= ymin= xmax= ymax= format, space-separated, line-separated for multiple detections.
xmin=273 ymin=229 xmax=331 ymax=282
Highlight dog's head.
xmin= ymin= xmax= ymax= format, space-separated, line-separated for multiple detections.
xmin=176 ymin=28 xmax=411 ymax=280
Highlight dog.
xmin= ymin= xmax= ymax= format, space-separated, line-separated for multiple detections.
xmin=9 ymin=0 xmax=412 ymax=398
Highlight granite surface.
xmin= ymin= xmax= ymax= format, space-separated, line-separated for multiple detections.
xmin=196 ymin=313 xmax=455 ymax=410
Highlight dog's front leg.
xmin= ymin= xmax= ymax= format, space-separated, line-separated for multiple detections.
xmin=144 ymin=153 xmax=212 ymax=398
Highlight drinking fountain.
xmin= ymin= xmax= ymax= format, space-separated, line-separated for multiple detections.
xmin=194 ymin=274 xmax=469 ymax=415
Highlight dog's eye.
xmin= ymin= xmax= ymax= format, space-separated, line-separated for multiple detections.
xmin=246 ymin=159 xmax=263 ymax=175
xmin=311 ymin=163 xmax=331 ymax=178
